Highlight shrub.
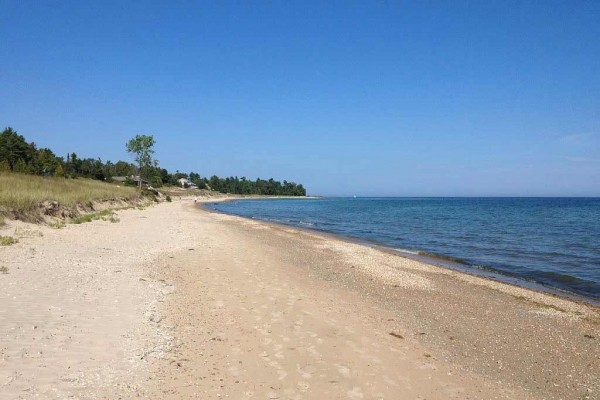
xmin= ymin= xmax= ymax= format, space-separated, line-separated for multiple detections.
xmin=0 ymin=160 xmax=10 ymax=172
xmin=166 ymin=195 xmax=172 ymax=202
xmin=54 ymin=163 xmax=65 ymax=178
xmin=141 ymin=188 xmax=159 ymax=202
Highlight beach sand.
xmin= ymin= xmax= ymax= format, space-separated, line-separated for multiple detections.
xmin=1 ymin=198 xmax=598 ymax=399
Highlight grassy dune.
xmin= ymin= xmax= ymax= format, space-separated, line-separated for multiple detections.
xmin=0 ymin=172 xmax=141 ymax=220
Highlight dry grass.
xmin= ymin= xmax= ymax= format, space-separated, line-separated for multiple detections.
xmin=0 ymin=172 xmax=141 ymax=221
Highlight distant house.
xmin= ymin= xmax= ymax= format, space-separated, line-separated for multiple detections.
xmin=112 ymin=176 xmax=128 ymax=183
xmin=177 ymin=178 xmax=190 ymax=187
xmin=113 ymin=175 xmax=147 ymax=187
xmin=130 ymin=175 xmax=148 ymax=186
xmin=177 ymin=177 xmax=198 ymax=189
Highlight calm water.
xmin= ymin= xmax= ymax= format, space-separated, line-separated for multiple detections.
xmin=212 ymin=198 xmax=600 ymax=301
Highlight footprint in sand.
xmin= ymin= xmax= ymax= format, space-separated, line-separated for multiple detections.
xmin=382 ymin=374 xmax=398 ymax=386
xmin=297 ymin=380 xmax=310 ymax=392
xmin=335 ymin=364 xmax=351 ymax=378
xmin=271 ymin=311 xmax=283 ymax=320
xmin=347 ymin=386 xmax=364 ymax=399
xmin=296 ymin=364 xmax=316 ymax=379
xmin=306 ymin=345 xmax=321 ymax=359
xmin=214 ymin=300 xmax=225 ymax=308
xmin=277 ymin=369 xmax=288 ymax=380
xmin=273 ymin=343 xmax=285 ymax=359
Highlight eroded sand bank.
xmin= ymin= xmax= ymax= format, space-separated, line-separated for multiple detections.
xmin=1 ymin=198 xmax=598 ymax=399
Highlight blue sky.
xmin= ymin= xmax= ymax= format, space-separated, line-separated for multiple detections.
xmin=1 ymin=1 xmax=599 ymax=196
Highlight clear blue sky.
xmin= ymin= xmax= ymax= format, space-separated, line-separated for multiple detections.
xmin=1 ymin=1 xmax=599 ymax=196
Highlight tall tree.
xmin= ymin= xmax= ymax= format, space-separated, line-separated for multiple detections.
xmin=126 ymin=134 xmax=156 ymax=189
xmin=0 ymin=127 xmax=30 ymax=170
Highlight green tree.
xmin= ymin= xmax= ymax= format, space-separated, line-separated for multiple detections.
xmin=126 ymin=134 xmax=156 ymax=189
xmin=158 ymin=168 xmax=171 ymax=185
xmin=0 ymin=159 xmax=10 ymax=172
xmin=113 ymin=160 xmax=136 ymax=177
xmin=103 ymin=160 xmax=114 ymax=180
xmin=13 ymin=158 xmax=28 ymax=173
xmin=55 ymin=163 xmax=65 ymax=178
xmin=66 ymin=152 xmax=82 ymax=177
xmin=0 ymin=127 xmax=31 ymax=169
xmin=209 ymin=175 xmax=221 ymax=192
xmin=31 ymin=148 xmax=58 ymax=175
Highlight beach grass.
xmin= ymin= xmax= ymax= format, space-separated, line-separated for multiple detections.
xmin=72 ymin=209 xmax=119 ymax=224
xmin=48 ymin=221 xmax=66 ymax=229
xmin=0 ymin=235 xmax=18 ymax=246
xmin=0 ymin=172 xmax=141 ymax=221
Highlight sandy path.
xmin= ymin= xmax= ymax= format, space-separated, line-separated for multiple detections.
xmin=1 ymin=199 xmax=598 ymax=399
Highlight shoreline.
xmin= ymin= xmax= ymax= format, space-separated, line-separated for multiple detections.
xmin=203 ymin=198 xmax=600 ymax=308
xmin=1 ymin=197 xmax=598 ymax=399
xmin=181 ymin=201 xmax=599 ymax=399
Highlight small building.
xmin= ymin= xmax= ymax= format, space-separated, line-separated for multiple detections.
xmin=177 ymin=177 xmax=198 ymax=189
xmin=177 ymin=178 xmax=190 ymax=188
xmin=113 ymin=175 xmax=147 ymax=187
xmin=130 ymin=175 xmax=148 ymax=186
xmin=112 ymin=176 xmax=128 ymax=183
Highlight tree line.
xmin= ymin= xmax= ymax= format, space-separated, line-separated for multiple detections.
xmin=0 ymin=127 xmax=306 ymax=196
xmin=204 ymin=176 xmax=305 ymax=196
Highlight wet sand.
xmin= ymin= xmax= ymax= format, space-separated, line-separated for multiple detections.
xmin=1 ymin=198 xmax=598 ymax=399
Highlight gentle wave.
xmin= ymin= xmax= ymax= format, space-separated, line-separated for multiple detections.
xmin=393 ymin=248 xmax=420 ymax=255
xmin=299 ymin=221 xmax=315 ymax=227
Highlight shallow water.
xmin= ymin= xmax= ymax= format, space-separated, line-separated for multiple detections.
xmin=212 ymin=197 xmax=600 ymax=300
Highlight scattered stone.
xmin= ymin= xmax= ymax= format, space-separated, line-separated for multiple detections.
xmin=583 ymin=334 xmax=595 ymax=339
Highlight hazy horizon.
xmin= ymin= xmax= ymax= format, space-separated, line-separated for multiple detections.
xmin=2 ymin=1 xmax=598 ymax=196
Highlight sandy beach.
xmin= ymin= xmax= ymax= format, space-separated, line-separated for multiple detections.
xmin=1 ymin=197 xmax=598 ymax=399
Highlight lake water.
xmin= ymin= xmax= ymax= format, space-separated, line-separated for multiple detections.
xmin=211 ymin=197 xmax=600 ymax=302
